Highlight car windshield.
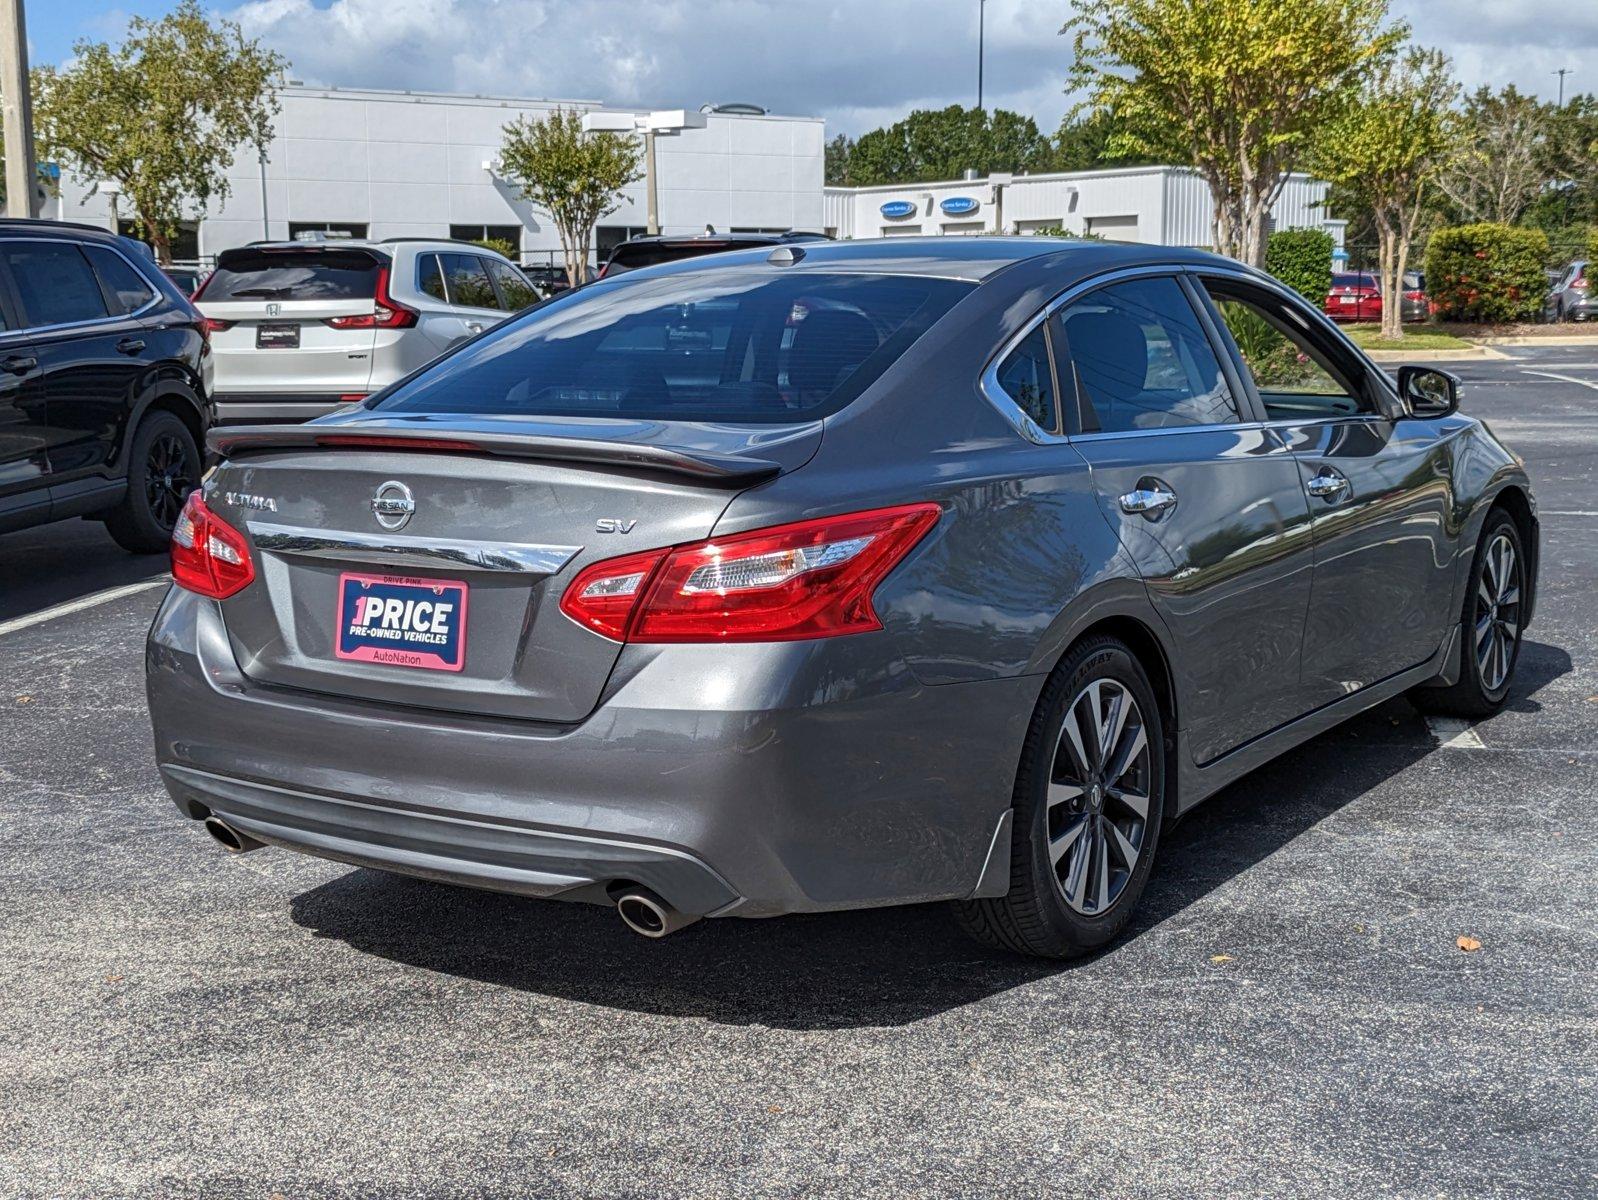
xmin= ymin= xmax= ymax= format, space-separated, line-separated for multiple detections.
xmin=201 ymin=250 xmax=382 ymax=301
xmin=371 ymin=270 xmax=973 ymax=423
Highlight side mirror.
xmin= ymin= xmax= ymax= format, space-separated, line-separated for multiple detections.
xmin=1397 ymin=365 xmax=1460 ymax=418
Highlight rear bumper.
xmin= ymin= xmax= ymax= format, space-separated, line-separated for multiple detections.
xmin=146 ymin=588 xmax=1035 ymax=917
xmin=214 ymin=392 xmax=357 ymax=424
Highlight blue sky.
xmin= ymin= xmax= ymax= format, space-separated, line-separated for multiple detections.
xmin=25 ymin=0 xmax=1598 ymax=136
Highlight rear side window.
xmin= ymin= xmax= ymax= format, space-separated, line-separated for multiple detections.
xmin=439 ymin=254 xmax=498 ymax=309
xmin=373 ymin=271 xmax=973 ymax=423
xmin=994 ymin=325 xmax=1058 ymax=431
xmin=418 ymin=255 xmax=447 ymax=302
xmin=487 ymin=260 xmax=538 ymax=310
xmin=84 ymin=246 xmax=157 ymax=315
xmin=2 ymin=241 xmax=110 ymax=327
xmin=201 ymin=251 xmax=380 ymax=301
xmin=1059 ymin=277 xmax=1240 ymax=433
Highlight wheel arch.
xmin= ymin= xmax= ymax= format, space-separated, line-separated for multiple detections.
xmin=126 ymin=388 xmax=207 ymax=474
xmin=1487 ymin=483 xmax=1538 ymax=627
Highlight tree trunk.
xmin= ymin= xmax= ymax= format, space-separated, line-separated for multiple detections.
xmin=139 ymin=213 xmax=173 ymax=266
xmin=1376 ymin=216 xmax=1402 ymax=342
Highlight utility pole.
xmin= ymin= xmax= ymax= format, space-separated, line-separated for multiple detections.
xmin=0 ymin=0 xmax=39 ymax=218
xmin=1554 ymin=68 xmax=1572 ymax=107
xmin=977 ymin=0 xmax=986 ymax=111
xmin=644 ymin=127 xmax=658 ymax=236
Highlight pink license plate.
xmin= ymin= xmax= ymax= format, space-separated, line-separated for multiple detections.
xmin=335 ymin=572 xmax=468 ymax=672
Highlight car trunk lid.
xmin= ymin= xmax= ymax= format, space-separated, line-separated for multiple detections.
xmin=206 ymin=417 xmax=819 ymax=723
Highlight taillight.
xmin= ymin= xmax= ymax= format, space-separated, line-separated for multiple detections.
xmin=200 ymin=316 xmax=234 ymax=336
xmin=171 ymin=494 xmax=255 ymax=599
xmin=325 ymin=266 xmax=418 ymax=329
xmin=1573 ymin=274 xmax=1588 ymax=291
xmin=560 ymin=503 xmax=941 ymax=643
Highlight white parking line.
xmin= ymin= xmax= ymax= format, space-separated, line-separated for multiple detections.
xmin=1542 ymin=510 xmax=1598 ymax=517
xmin=1425 ymin=715 xmax=1487 ymax=750
xmin=0 ymin=578 xmax=169 ymax=639
xmin=1520 ymin=369 xmax=1598 ymax=390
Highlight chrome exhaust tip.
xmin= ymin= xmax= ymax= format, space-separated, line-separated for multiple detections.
xmin=203 ymin=816 xmax=264 ymax=854
xmin=615 ymin=886 xmax=699 ymax=938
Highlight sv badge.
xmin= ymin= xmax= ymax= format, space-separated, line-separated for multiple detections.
xmin=595 ymin=518 xmax=636 ymax=534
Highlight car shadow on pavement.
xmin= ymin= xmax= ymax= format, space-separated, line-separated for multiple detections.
xmin=287 ymin=642 xmax=1571 ymax=1031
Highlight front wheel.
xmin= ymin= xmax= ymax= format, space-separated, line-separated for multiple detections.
xmin=952 ymin=636 xmax=1165 ymax=959
xmin=105 ymin=410 xmax=201 ymax=554
xmin=1412 ymin=511 xmax=1525 ymax=718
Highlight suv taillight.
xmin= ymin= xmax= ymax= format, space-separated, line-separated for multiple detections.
xmin=560 ymin=504 xmax=941 ymax=643
xmin=199 ymin=316 xmax=234 ymax=337
xmin=171 ymin=494 xmax=255 ymax=599
xmin=325 ymin=266 xmax=418 ymax=330
xmin=1573 ymin=273 xmax=1589 ymax=291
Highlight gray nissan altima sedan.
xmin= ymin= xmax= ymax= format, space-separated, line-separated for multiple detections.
xmin=146 ymin=237 xmax=1538 ymax=958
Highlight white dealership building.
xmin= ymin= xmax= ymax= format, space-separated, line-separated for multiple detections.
xmin=50 ymin=83 xmax=1341 ymax=264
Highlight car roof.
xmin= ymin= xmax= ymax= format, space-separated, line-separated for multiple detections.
xmin=0 ymin=217 xmax=129 ymax=243
xmin=222 ymin=238 xmax=517 ymax=259
xmin=600 ymin=235 xmax=1241 ymax=285
xmin=613 ymin=231 xmax=829 ymax=250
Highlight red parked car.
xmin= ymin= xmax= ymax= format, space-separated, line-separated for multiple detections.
xmin=1325 ymin=272 xmax=1382 ymax=322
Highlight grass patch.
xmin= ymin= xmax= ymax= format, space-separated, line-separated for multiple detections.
xmin=1340 ymin=323 xmax=1473 ymax=351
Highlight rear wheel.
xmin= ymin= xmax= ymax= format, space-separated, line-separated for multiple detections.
xmin=1412 ymin=510 xmax=1525 ymax=718
xmin=105 ymin=410 xmax=201 ymax=554
xmin=953 ymin=636 xmax=1164 ymax=959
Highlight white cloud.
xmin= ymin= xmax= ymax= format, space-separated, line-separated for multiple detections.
xmin=221 ymin=0 xmax=1598 ymax=141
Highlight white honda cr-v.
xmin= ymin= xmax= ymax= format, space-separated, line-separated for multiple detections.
xmin=193 ymin=238 xmax=542 ymax=424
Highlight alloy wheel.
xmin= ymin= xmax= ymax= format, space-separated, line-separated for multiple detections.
xmin=144 ymin=432 xmax=196 ymax=532
xmin=1475 ymin=532 xmax=1521 ymax=693
xmin=1046 ymin=679 xmax=1153 ymax=916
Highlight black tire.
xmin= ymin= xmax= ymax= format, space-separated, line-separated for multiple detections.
xmin=952 ymin=636 xmax=1165 ymax=959
xmin=1411 ymin=510 xmax=1525 ymax=718
xmin=105 ymin=410 xmax=201 ymax=554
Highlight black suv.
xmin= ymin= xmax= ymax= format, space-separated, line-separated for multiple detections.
xmin=598 ymin=231 xmax=831 ymax=278
xmin=0 ymin=220 xmax=213 ymax=552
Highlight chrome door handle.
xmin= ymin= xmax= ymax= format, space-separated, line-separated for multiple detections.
xmin=1306 ymin=470 xmax=1350 ymax=499
xmin=1119 ymin=485 xmax=1178 ymax=516
xmin=1 ymin=354 xmax=36 ymax=375
xmin=116 ymin=337 xmax=146 ymax=355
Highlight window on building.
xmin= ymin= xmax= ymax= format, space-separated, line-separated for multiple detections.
xmin=448 ymin=224 xmax=523 ymax=253
xmin=2 ymin=241 xmax=109 ymax=327
xmin=118 ymin=219 xmax=199 ymax=262
xmin=84 ymin=245 xmax=157 ymax=315
xmin=287 ymin=221 xmax=369 ymax=242
xmin=596 ymin=225 xmax=648 ymax=258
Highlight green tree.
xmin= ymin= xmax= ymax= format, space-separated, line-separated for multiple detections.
xmin=1310 ymin=47 xmax=1458 ymax=339
xmin=1064 ymin=0 xmax=1405 ymax=266
xmin=1434 ymin=86 xmax=1554 ymax=227
xmin=1051 ymin=109 xmax=1160 ymax=172
xmin=33 ymin=1 xmax=283 ymax=264
xmin=847 ymin=105 xmax=1055 ymax=186
xmin=498 ymin=108 xmax=642 ymax=287
xmin=824 ymin=133 xmax=854 ymax=186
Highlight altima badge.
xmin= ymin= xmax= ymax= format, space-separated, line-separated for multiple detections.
xmin=371 ymin=480 xmax=416 ymax=531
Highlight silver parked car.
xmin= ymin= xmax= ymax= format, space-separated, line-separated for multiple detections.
xmin=195 ymin=238 xmax=540 ymax=423
xmin=1544 ymin=260 xmax=1596 ymax=322
xmin=147 ymin=238 xmax=1538 ymax=958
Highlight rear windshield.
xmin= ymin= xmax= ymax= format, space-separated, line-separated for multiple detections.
xmin=603 ymin=241 xmax=750 ymax=275
xmin=202 ymin=250 xmax=381 ymax=301
xmin=372 ymin=271 xmax=973 ymax=423
xmin=1332 ymin=273 xmax=1377 ymax=289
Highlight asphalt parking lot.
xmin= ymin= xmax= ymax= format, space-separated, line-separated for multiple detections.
xmin=3 ymin=344 xmax=1595 ymax=1199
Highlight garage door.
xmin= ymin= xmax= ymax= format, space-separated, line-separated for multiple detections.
xmin=1085 ymin=214 xmax=1140 ymax=241
xmin=880 ymin=225 xmax=923 ymax=236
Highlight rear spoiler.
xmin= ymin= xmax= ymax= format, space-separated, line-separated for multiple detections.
xmin=207 ymin=424 xmax=782 ymax=487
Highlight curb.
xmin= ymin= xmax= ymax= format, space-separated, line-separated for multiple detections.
xmin=1363 ymin=346 xmax=1500 ymax=363
xmin=1467 ymin=334 xmax=1598 ymax=347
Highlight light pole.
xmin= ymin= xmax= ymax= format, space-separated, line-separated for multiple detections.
xmin=1554 ymin=67 xmax=1572 ymax=107
xmin=977 ymin=0 xmax=986 ymax=111
xmin=581 ymin=109 xmax=707 ymax=237
xmin=0 ymin=0 xmax=39 ymax=218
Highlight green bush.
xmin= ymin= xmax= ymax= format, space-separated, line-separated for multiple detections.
xmin=469 ymin=236 xmax=518 ymax=259
xmin=1588 ymin=227 xmax=1598 ymax=265
xmin=1264 ymin=228 xmax=1334 ymax=305
xmin=1425 ymin=223 xmax=1550 ymax=323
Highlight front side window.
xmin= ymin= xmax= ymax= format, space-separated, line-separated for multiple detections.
xmin=372 ymin=271 xmax=973 ymax=423
xmin=3 ymin=241 xmax=110 ymax=327
xmin=993 ymin=324 xmax=1058 ymax=431
xmin=1203 ymin=281 xmax=1371 ymax=420
xmin=1058 ymin=277 xmax=1240 ymax=433
xmin=439 ymin=254 xmax=499 ymax=309
xmin=84 ymin=245 xmax=157 ymax=316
